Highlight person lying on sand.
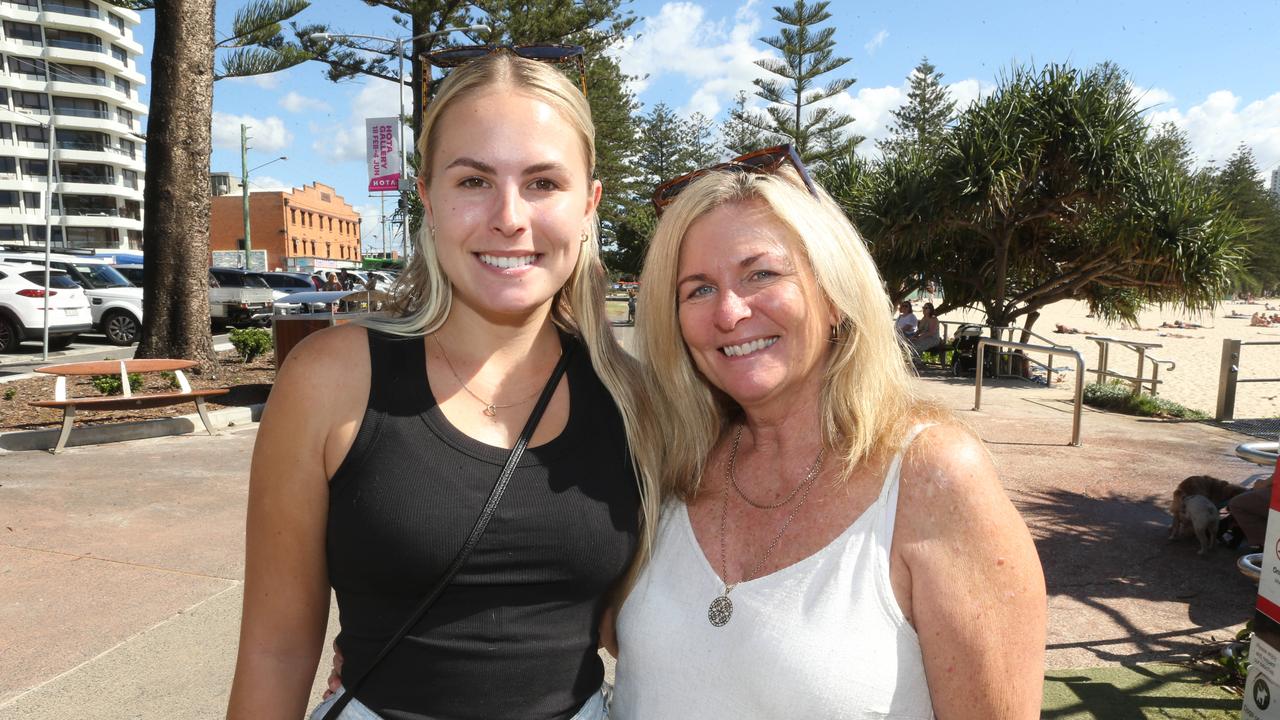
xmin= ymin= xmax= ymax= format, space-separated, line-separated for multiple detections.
xmin=1251 ymin=313 xmax=1272 ymax=327
xmin=1160 ymin=320 xmax=1204 ymax=329
xmin=1054 ymin=323 xmax=1094 ymax=334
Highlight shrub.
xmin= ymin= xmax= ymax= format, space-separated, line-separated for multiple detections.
xmin=91 ymin=373 xmax=143 ymax=396
xmin=229 ymin=327 xmax=273 ymax=363
xmin=3 ymin=387 xmax=15 ymax=401
xmin=1082 ymin=381 xmax=1208 ymax=420
xmin=159 ymin=370 xmax=181 ymax=390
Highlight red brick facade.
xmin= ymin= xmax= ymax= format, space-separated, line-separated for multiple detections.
xmin=211 ymin=182 xmax=362 ymax=272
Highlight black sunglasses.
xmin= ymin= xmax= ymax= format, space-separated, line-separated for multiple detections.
xmin=651 ymin=144 xmax=818 ymax=214
xmin=424 ymin=43 xmax=588 ymax=97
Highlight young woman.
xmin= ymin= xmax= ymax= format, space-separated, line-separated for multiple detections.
xmin=227 ymin=50 xmax=658 ymax=720
xmin=613 ymin=155 xmax=1046 ymax=718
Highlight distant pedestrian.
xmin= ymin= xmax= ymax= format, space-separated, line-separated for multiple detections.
xmin=322 ymin=272 xmax=342 ymax=291
xmin=339 ymin=270 xmax=355 ymax=291
xmin=627 ymin=289 xmax=637 ymax=324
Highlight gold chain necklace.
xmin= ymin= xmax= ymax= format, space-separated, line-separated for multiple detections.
xmin=708 ymin=428 xmax=825 ymax=627
xmin=433 ymin=334 xmax=551 ymax=417
xmin=726 ymin=425 xmax=824 ymax=510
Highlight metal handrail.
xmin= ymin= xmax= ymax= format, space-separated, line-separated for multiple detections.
xmin=1216 ymin=339 xmax=1280 ymax=420
xmin=1084 ymin=335 xmax=1168 ymax=395
xmin=974 ymin=338 xmax=1085 ymax=446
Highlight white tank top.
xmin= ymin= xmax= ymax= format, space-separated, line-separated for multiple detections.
xmin=612 ymin=426 xmax=935 ymax=719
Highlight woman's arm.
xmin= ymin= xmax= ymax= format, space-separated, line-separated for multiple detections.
xmin=227 ymin=328 xmax=365 ymax=718
xmin=893 ymin=423 xmax=1047 ymax=719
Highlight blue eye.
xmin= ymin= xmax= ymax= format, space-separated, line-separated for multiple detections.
xmin=750 ymin=269 xmax=777 ymax=281
xmin=684 ymin=285 xmax=714 ymax=300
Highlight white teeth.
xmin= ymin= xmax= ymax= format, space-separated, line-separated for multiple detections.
xmin=722 ymin=337 xmax=778 ymax=357
xmin=479 ymin=254 xmax=537 ymax=269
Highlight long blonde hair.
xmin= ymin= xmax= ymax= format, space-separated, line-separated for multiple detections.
xmin=364 ymin=51 xmax=662 ymax=569
xmin=636 ymin=167 xmax=946 ymax=499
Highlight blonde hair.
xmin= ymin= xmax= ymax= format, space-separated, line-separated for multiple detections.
xmin=636 ymin=167 xmax=947 ymax=500
xmin=363 ymin=52 xmax=662 ymax=571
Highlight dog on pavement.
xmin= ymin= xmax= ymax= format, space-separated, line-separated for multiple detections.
xmin=1182 ymin=495 xmax=1220 ymax=554
xmin=1169 ymin=475 xmax=1246 ymax=542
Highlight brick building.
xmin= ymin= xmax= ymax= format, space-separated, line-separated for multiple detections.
xmin=210 ymin=182 xmax=361 ymax=272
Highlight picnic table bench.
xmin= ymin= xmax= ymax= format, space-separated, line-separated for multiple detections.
xmin=30 ymin=359 xmax=229 ymax=453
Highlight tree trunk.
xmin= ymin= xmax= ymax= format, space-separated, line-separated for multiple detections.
xmin=136 ymin=0 xmax=217 ymax=373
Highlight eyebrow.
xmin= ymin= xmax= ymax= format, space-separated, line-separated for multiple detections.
xmin=443 ymin=157 xmax=571 ymax=176
xmin=675 ymin=253 xmax=771 ymax=287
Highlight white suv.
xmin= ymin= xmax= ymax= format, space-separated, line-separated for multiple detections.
xmin=0 ymin=250 xmax=144 ymax=345
xmin=0 ymin=260 xmax=93 ymax=352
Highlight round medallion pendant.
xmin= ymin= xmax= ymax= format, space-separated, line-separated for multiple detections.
xmin=708 ymin=594 xmax=733 ymax=627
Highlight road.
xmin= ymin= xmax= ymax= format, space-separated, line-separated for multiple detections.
xmin=0 ymin=332 xmax=231 ymax=377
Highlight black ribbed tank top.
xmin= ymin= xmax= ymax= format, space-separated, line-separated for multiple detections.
xmin=326 ymin=330 xmax=640 ymax=720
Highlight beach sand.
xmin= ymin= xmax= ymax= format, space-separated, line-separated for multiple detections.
xmin=929 ymin=298 xmax=1280 ymax=420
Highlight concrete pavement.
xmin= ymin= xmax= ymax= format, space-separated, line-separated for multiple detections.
xmin=0 ymin=351 xmax=1265 ymax=718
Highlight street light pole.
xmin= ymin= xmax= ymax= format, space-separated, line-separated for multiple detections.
xmin=237 ymin=134 xmax=286 ymax=272
xmin=309 ymin=24 xmax=488 ymax=263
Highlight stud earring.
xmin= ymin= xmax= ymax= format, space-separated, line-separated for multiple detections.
xmin=581 ymin=230 xmax=590 ymax=244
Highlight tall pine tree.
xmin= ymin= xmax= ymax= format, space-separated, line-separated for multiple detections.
xmin=721 ymin=91 xmax=772 ymax=157
xmin=742 ymin=0 xmax=856 ymax=165
xmin=878 ymin=57 xmax=955 ymax=157
xmin=1216 ymin=145 xmax=1280 ymax=292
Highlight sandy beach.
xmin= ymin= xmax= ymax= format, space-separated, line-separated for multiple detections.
xmin=930 ymin=298 xmax=1280 ymax=420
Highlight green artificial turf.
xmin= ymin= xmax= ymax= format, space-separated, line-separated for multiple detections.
xmin=1044 ymin=663 xmax=1241 ymax=718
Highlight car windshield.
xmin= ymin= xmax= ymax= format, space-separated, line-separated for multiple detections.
xmin=19 ymin=270 xmax=78 ymax=289
xmin=244 ymin=274 xmax=271 ymax=290
xmin=72 ymin=263 xmax=132 ymax=288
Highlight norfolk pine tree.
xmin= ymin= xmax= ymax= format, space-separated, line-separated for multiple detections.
xmin=878 ymin=57 xmax=955 ymax=156
xmin=744 ymin=0 xmax=857 ymax=165
xmin=112 ymin=0 xmax=309 ymax=368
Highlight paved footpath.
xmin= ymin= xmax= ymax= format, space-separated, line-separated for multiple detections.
xmin=0 ymin=364 xmax=1265 ymax=717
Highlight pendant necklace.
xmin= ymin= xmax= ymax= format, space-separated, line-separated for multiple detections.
xmin=709 ymin=428 xmax=825 ymax=627
xmin=433 ymin=335 xmax=551 ymax=417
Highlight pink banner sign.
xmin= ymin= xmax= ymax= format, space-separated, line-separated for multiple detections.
xmin=365 ymin=117 xmax=401 ymax=192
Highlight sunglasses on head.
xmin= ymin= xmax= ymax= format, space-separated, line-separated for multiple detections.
xmin=423 ymin=43 xmax=588 ymax=96
xmin=651 ymin=144 xmax=818 ymax=215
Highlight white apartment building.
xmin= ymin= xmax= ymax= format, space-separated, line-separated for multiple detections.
xmin=0 ymin=0 xmax=145 ymax=250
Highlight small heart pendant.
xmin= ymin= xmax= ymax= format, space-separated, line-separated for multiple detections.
xmin=483 ymin=404 xmax=497 ymax=417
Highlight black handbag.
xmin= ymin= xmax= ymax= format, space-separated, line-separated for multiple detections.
xmin=322 ymin=343 xmax=574 ymax=720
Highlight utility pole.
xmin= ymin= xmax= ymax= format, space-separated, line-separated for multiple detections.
xmin=240 ymin=124 xmax=252 ymax=270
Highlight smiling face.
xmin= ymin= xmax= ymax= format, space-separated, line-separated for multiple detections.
xmin=421 ymin=88 xmax=601 ymax=323
xmin=675 ymin=200 xmax=835 ymax=414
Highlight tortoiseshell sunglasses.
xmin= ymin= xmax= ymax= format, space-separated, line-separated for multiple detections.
xmin=651 ymin=144 xmax=818 ymax=214
xmin=423 ymin=43 xmax=588 ymax=97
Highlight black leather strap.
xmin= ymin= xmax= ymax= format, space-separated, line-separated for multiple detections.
xmin=323 ymin=342 xmax=575 ymax=719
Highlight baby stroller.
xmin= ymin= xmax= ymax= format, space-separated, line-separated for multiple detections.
xmin=949 ymin=324 xmax=995 ymax=377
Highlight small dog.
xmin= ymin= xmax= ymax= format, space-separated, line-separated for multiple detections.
xmin=1183 ymin=495 xmax=1220 ymax=554
xmin=1169 ymin=475 xmax=1247 ymax=541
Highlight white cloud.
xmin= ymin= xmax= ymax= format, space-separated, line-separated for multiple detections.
xmin=211 ymin=113 xmax=293 ymax=153
xmin=312 ymin=79 xmax=403 ymax=164
xmin=1143 ymin=90 xmax=1280 ymax=175
xmin=224 ymin=73 xmax=283 ymax=90
xmin=612 ymin=1 xmax=775 ymax=114
xmin=247 ymin=175 xmax=290 ymax=192
xmin=946 ymin=78 xmax=996 ymax=112
xmin=279 ymin=91 xmax=331 ymax=114
xmin=864 ymin=30 xmax=888 ymax=55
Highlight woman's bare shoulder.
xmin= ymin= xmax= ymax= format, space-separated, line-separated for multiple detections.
xmin=264 ymin=323 xmax=372 ymax=425
xmin=895 ymin=420 xmax=1006 ymax=519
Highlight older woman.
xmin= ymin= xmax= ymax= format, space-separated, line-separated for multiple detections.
xmin=613 ymin=148 xmax=1046 ymax=718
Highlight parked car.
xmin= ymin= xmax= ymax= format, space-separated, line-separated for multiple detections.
xmin=0 ymin=249 xmax=143 ymax=346
xmin=208 ymin=267 xmax=274 ymax=328
xmin=0 ymin=260 xmax=93 ymax=352
xmin=272 ymin=289 xmax=391 ymax=316
xmin=257 ymin=271 xmax=318 ymax=301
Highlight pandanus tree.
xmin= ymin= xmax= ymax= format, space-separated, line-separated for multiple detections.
xmin=829 ymin=62 xmax=1244 ymax=340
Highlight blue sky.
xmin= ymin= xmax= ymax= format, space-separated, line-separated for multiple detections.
xmin=131 ymin=0 xmax=1280 ymax=253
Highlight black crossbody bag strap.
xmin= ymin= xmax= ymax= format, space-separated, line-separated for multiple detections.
xmin=323 ymin=343 xmax=575 ymax=720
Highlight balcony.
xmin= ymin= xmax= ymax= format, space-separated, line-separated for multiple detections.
xmin=53 ymin=206 xmax=118 ymax=216
xmin=47 ymin=38 xmax=102 ymax=53
xmin=44 ymin=2 xmax=99 ymax=19
xmin=53 ymin=107 xmax=109 ymax=119
xmin=58 ymin=173 xmax=113 ymax=184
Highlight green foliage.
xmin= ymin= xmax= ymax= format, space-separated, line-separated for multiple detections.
xmin=721 ymin=91 xmax=774 ymax=157
xmin=1210 ymin=622 xmax=1252 ymax=692
xmin=878 ymin=57 xmax=956 ymax=157
xmin=214 ymin=0 xmax=312 ymax=80
xmin=740 ymin=0 xmax=857 ymax=166
xmin=91 ymin=373 xmax=145 ymax=396
xmin=830 ymin=61 xmax=1245 ymax=336
xmin=229 ymin=327 xmax=273 ymax=363
xmin=159 ymin=371 xmax=182 ymax=390
xmin=1212 ymin=145 xmax=1280 ymax=294
xmin=3 ymin=387 xmax=15 ymax=401
xmin=1082 ymin=381 xmax=1208 ymax=420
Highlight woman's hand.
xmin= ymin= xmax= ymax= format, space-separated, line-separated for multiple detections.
xmin=323 ymin=639 xmax=345 ymax=699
